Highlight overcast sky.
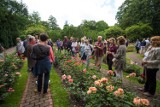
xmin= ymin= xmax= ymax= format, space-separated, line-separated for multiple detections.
xmin=17 ymin=0 xmax=125 ymax=28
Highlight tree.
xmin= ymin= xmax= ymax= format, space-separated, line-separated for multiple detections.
xmin=104 ymin=26 xmax=124 ymax=38
xmin=0 ymin=0 xmax=29 ymax=48
xmin=96 ymin=20 xmax=109 ymax=31
xmin=116 ymin=0 xmax=160 ymax=35
xmin=48 ymin=15 xmax=58 ymax=29
xmin=125 ymin=23 xmax=153 ymax=41
xmin=29 ymin=11 xmax=41 ymax=25
xmin=25 ymin=25 xmax=46 ymax=36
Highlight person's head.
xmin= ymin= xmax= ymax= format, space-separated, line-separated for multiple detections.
xmin=81 ymin=38 xmax=84 ymax=43
xmin=64 ymin=36 xmax=67 ymax=39
xmin=16 ymin=38 xmax=21 ymax=42
xmin=117 ymin=36 xmax=126 ymax=45
xmin=39 ymin=33 xmax=48 ymax=42
xmin=29 ymin=36 xmax=36 ymax=44
xmin=109 ymin=37 xmax=116 ymax=45
xmin=26 ymin=35 xmax=31 ymax=39
xmin=97 ymin=36 xmax=102 ymax=42
xmin=70 ymin=37 xmax=73 ymax=41
xmin=150 ymin=36 xmax=160 ymax=47
xmin=85 ymin=39 xmax=89 ymax=45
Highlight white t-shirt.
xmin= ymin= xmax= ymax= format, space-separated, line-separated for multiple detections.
xmin=71 ymin=42 xmax=77 ymax=52
xmin=84 ymin=44 xmax=92 ymax=56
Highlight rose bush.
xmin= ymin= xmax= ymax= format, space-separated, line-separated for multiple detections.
xmin=0 ymin=54 xmax=23 ymax=100
xmin=55 ymin=51 xmax=150 ymax=107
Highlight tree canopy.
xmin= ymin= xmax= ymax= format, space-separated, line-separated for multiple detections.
xmin=116 ymin=0 xmax=160 ymax=35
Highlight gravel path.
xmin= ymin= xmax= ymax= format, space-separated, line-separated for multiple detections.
xmin=4 ymin=46 xmax=16 ymax=54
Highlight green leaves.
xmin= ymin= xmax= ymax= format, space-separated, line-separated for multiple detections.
xmin=116 ymin=0 xmax=160 ymax=35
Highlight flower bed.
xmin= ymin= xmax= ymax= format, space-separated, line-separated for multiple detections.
xmin=0 ymin=54 xmax=23 ymax=100
xmin=55 ymin=51 xmax=150 ymax=107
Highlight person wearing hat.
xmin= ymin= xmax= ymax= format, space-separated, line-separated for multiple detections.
xmin=141 ymin=36 xmax=160 ymax=96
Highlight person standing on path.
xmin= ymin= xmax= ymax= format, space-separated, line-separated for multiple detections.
xmin=113 ymin=36 xmax=126 ymax=80
xmin=27 ymin=36 xmax=36 ymax=72
xmin=135 ymin=39 xmax=141 ymax=53
xmin=23 ymin=35 xmax=31 ymax=57
xmin=141 ymin=36 xmax=160 ymax=96
xmin=32 ymin=33 xmax=52 ymax=95
xmin=84 ymin=39 xmax=93 ymax=69
xmin=16 ymin=37 xmax=25 ymax=58
xmin=94 ymin=36 xmax=104 ymax=71
xmin=106 ymin=38 xmax=117 ymax=70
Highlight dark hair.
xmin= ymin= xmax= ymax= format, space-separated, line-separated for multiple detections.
xmin=40 ymin=33 xmax=48 ymax=42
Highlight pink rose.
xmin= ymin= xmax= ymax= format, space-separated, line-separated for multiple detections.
xmin=133 ymin=97 xmax=141 ymax=105
xmin=67 ymin=75 xmax=72 ymax=80
xmin=83 ymin=68 xmax=87 ymax=73
xmin=68 ymin=79 xmax=73 ymax=83
xmin=141 ymin=98 xmax=150 ymax=106
xmin=94 ymin=80 xmax=102 ymax=86
xmin=92 ymin=75 xmax=97 ymax=79
xmin=62 ymin=74 xmax=67 ymax=80
xmin=100 ymin=78 xmax=108 ymax=83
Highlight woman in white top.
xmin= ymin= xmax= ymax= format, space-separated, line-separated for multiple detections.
xmin=71 ymin=38 xmax=78 ymax=56
xmin=84 ymin=40 xmax=92 ymax=68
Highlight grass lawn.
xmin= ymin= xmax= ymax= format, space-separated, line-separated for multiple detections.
xmin=50 ymin=67 xmax=70 ymax=107
xmin=0 ymin=61 xmax=28 ymax=107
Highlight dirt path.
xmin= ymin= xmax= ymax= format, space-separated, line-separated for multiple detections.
xmin=127 ymin=52 xmax=160 ymax=80
xmin=4 ymin=46 xmax=16 ymax=54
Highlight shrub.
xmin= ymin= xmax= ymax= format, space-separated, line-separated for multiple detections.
xmin=0 ymin=54 xmax=23 ymax=100
xmin=55 ymin=51 xmax=149 ymax=107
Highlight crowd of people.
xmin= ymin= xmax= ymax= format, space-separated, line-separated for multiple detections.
xmin=55 ymin=35 xmax=160 ymax=97
xmin=1 ymin=34 xmax=160 ymax=98
xmin=55 ymin=35 xmax=127 ymax=79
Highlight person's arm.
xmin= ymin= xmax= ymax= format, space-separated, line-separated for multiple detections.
xmin=114 ymin=47 xmax=123 ymax=59
xmin=97 ymin=43 xmax=104 ymax=50
xmin=49 ymin=46 xmax=54 ymax=63
xmin=146 ymin=50 xmax=160 ymax=65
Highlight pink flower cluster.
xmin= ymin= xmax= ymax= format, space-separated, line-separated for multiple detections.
xmin=106 ymin=85 xmax=114 ymax=92
xmin=126 ymin=72 xmax=136 ymax=78
xmin=8 ymin=87 xmax=15 ymax=92
xmin=87 ymin=87 xmax=97 ymax=94
xmin=114 ymin=88 xmax=124 ymax=97
xmin=83 ymin=68 xmax=87 ymax=73
xmin=133 ymin=97 xmax=150 ymax=106
xmin=107 ymin=70 xmax=114 ymax=76
xmin=62 ymin=74 xmax=73 ymax=83
xmin=94 ymin=78 xmax=108 ymax=87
